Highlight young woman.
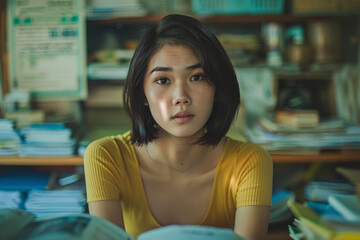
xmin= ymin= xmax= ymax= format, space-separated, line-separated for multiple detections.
xmin=84 ymin=14 xmax=273 ymax=240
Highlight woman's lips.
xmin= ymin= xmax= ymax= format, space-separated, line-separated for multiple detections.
xmin=172 ymin=112 xmax=194 ymax=123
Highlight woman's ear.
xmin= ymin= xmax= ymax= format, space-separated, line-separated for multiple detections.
xmin=144 ymin=99 xmax=149 ymax=106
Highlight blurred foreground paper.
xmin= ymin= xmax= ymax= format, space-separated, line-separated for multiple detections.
xmin=7 ymin=0 xmax=87 ymax=100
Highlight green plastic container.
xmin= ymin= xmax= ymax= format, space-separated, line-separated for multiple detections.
xmin=192 ymin=0 xmax=284 ymax=15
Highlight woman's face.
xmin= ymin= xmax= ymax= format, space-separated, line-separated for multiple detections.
xmin=143 ymin=44 xmax=215 ymax=139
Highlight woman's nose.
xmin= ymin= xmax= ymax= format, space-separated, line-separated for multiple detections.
xmin=172 ymin=84 xmax=191 ymax=106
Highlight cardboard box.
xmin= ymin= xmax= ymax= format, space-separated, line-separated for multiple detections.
xmin=292 ymin=0 xmax=360 ymax=14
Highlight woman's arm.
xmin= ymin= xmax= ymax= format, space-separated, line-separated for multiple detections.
xmin=88 ymin=200 xmax=125 ymax=229
xmin=234 ymin=205 xmax=270 ymax=240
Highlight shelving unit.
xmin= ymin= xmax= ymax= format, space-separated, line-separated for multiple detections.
xmin=1 ymin=150 xmax=359 ymax=166
xmin=271 ymin=150 xmax=360 ymax=163
xmin=86 ymin=13 xmax=359 ymax=25
xmin=0 ymin=156 xmax=83 ymax=166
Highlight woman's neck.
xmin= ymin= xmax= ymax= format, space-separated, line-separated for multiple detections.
xmin=145 ymin=131 xmax=212 ymax=174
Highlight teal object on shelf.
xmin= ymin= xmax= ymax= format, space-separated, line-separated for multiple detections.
xmin=192 ymin=0 xmax=284 ymax=15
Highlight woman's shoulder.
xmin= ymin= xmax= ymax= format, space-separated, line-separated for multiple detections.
xmin=225 ymin=137 xmax=266 ymax=152
xmin=88 ymin=131 xmax=131 ymax=145
xmin=84 ymin=131 xmax=133 ymax=158
xmin=225 ymin=137 xmax=272 ymax=163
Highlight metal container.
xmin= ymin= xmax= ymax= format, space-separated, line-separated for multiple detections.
xmin=308 ymin=21 xmax=341 ymax=63
xmin=286 ymin=44 xmax=313 ymax=65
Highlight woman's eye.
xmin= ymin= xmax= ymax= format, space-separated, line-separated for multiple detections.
xmin=156 ymin=78 xmax=170 ymax=85
xmin=191 ymin=74 xmax=205 ymax=81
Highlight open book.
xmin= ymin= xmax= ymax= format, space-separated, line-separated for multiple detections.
xmin=1 ymin=208 xmax=245 ymax=240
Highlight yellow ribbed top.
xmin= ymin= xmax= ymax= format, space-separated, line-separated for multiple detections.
xmin=84 ymin=131 xmax=273 ymax=238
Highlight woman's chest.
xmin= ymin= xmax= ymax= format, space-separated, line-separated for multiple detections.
xmin=141 ymin=171 xmax=216 ymax=226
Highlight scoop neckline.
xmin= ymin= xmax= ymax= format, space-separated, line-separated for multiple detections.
xmin=130 ymin=137 xmax=231 ymax=227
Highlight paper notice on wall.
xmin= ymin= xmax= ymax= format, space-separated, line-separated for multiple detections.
xmin=7 ymin=0 xmax=87 ymax=100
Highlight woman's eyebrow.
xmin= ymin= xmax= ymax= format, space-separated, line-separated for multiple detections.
xmin=186 ymin=63 xmax=202 ymax=70
xmin=149 ymin=63 xmax=202 ymax=74
xmin=149 ymin=66 xmax=171 ymax=74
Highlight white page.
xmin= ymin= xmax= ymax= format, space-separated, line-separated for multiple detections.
xmin=7 ymin=0 xmax=87 ymax=100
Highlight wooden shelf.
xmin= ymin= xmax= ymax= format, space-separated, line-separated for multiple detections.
xmin=196 ymin=14 xmax=357 ymax=23
xmin=0 ymin=149 xmax=359 ymax=166
xmin=0 ymin=156 xmax=83 ymax=166
xmin=87 ymin=15 xmax=166 ymax=24
xmin=88 ymin=79 xmax=126 ymax=85
xmin=271 ymin=150 xmax=360 ymax=163
xmin=274 ymin=72 xmax=334 ymax=80
xmin=86 ymin=14 xmax=359 ymax=25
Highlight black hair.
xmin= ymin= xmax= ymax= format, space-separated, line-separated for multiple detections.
xmin=123 ymin=14 xmax=240 ymax=146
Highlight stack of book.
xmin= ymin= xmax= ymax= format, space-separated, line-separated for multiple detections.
xmin=87 ymin=48 xmax=134 ymax=80
xmin=305 ymin=180 xmax=355 ymax=203
xmin=244 ymin=117 xmax=360 ymax=154
xmin=274 ymin=109 xmax=319 ymax=128
xmin=0 ymin=119 xmax=20 ymax=156
xmin=19 ymin=123 xmax=75 ymax=157
xmin=288 ymin=169 xmax=360 ymax=239
xmin=0 ymin=190 xmax=23 ymax=209
xmin=288 ymin=198 xmax=360 ymax=240
xmin=87 ymin=61 xmax=130 ymax=80
xmin=270 ymin=190 xmax=295 ymax=225
xmin=24 ymin=189 xmax=86 ymax=217
xmin=86 ymin=0 xmax=147 ymax=19
xmin=0 ymin=165 xmax=86 ymax=216
xmin=0 ymin=166 xmax=52 ymax=210
xmin=217 ymin=33 xmax=260 ymax=66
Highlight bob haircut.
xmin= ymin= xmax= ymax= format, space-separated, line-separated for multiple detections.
xmin=123 ymin=14 xmax=240 ymax=146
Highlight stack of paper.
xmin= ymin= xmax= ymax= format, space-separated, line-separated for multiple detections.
xmin=305 ymin=180 xmax=355 ymax=202
xmin=270 ymin=190 xmax=295 ymax=225
xmin=302 ymin=184 xmax=359 ymax=225
xmin=288 ymin=199 xmax=360 ymax=240
xmin=87 ymin=62 xmax=130 ymax=80
xmin=306 ymin=201 xmax=349 ymax=223
xmin=88 ymin=48 xmax=134 ymax=80
xmin=217 ymin=33 xmax=260 ymax=66
xmin=86 ymin=0 xmax=147 ymax=19
xmin=0 ymin=119 xmax=20 ymax=156
xmin=244 ymin=118 xmax=360 ymax=154
xmin=24 ymin=190 xmax=86 ymax=217
xmin=0 ymin=190 xmax=23 ymax=209
xmin=274 ymin=109 xmax=319 ymax=128
xmin=328 ymin=195 xmax=360 ymax=223
xmin=19 ymin=123 xmax=75 ymax=157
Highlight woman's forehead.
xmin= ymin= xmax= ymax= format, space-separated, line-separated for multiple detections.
xmin=148 ymin=44 xmax=200 ymax=69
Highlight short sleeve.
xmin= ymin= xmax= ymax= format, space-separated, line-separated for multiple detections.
xmin=236 ymin=144 xmax=273 ymax=207
xmin=84 ymin=137 xmax=123 ymax=202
